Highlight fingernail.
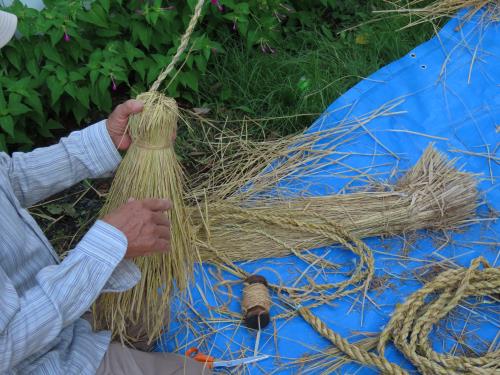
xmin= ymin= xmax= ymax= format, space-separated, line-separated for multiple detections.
xmin=130 ymin=100 xmax=144 ymax=110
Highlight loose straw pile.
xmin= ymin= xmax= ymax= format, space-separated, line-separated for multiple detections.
xmin=193 ymin=145 xmax=477 ymax=262
xmin=376 ymin=0 xmax=500 ymax=26
xmin=94 ymin=0 xmax=206 ymax=343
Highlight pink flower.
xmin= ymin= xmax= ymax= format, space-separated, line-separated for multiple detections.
xmin=111 ymin=76 xmax=117 ymax=91
xmin=210 ymin=0 xmax=223 ymax=11
xmin=64 ymin=32 xmax=70 ymax=42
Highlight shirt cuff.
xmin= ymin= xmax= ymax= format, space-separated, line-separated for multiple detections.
xmin=79 ymin=220 xmax=141 ymax=292
xmin=78 ymin=220 xmax=128 ymax=268
xmin=80 ymin=120 xmax=122 ymax=177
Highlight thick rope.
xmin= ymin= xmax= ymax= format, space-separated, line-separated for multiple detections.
xmin=378 ymin=257 xmax=500 ymax=375
xmin=298 ymin=306 xmax=408 ymax=374
xmin=149 ymin=0 xmax=205 ymax=92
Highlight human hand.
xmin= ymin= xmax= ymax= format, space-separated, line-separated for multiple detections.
xmin=106 ymin=99 xmax=144 ymax=150
xmin=102 ymin=198 xmax=171 ymax=258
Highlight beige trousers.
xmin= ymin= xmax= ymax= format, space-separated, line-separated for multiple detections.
xmin=96 ymin=343 xmax=212 ymax=375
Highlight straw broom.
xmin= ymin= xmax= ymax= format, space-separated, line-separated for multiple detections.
xmin=94 ymin=0 xmax=206 ymax=343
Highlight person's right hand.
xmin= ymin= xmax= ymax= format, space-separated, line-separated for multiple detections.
xmin=102 ymin=198 xmax=171 ymax=258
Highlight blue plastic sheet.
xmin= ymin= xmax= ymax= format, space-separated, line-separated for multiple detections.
xmin=157 ymin=10 xmax=499 ymax=374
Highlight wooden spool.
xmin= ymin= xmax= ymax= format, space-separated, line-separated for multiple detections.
xmin=243 ymin=275 xmax=271 ymax=330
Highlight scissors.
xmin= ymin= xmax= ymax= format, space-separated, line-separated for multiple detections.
xmin=186 ymin=347 xmax=270 ymax=369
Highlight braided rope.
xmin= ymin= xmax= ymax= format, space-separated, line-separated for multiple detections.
xmin=149 ymin=0 xmax=205 ymax=92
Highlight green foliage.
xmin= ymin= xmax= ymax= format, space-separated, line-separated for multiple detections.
xmin=0 ymin=0 xmax=434 ymax=152
xmin=0 ymin=0 xmax=322 ymax=151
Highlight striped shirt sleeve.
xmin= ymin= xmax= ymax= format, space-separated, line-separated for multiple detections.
xmin=0 ymin=220 xmax=139 ymax=372
xmin=2 ymin=120 xmax=121 ymax=207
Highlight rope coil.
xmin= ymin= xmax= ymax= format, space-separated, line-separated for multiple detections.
xmin=242 ymin=275 xmax=272 ymax=329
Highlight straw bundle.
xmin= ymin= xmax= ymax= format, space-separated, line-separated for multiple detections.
xmin=93 ymin=0 xmax=205 ymax=344
xmin=193 ymin=146 xmax=478 ymax=262
xmin=94 ymin=93 xmax=194 ymax=342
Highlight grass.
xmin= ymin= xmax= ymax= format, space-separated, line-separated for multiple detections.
xmin=190 ymin=7 xmax=437 ymax=137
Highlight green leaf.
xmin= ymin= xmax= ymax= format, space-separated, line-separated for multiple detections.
xmin=65 ymin=83 xmax=77 ymax=99
xmin=0 ymin=134 xmax=6 ymax=152
xmin=72 ymin=102 xmax=88 ymax=124
xmin=48 ymin=29 xmax=64 ymax=46
xmin=47 ymin=76 xmax=65 ymax=104
xmin=69 ymin=71 xmax=85 ymax=82
xmin=24 ymin=94 xmax=43 ymax=115
xmin=124 ymin=42 xmax=146 ymax=64
xmin=97 ymin=76 xmax=111 ymax=96
xmin=194 ymin=55 xmax=207 ymax=73
xmin=132 ymin=22 xmax=152 ymax=48
xmin=180 ymin=71 xmax=198 ymax=92
xmin=8 ymin=94 xmax=31 ymax=116
xmin=43 ymin=45 xmax=63 ymax=65
xmin=0 ymin=116 xmax=15 ymax=137
xmin=75 ymin=87 xmax=90 ymax=109
xmin=56 ymin=67 xmax=68 ymax=83
xmin=8 ymin=103 xmax=31 ymax=116
xmin=5 ymin=48 xmax=21 ymax=70
xmin=26 ymin=59 xmax=40 ymax=77
xmin=100 ymin=0 xmax=110 ymax=13
xmin=90 ymin=70 xmax=100 ymax=86
xmin=82 ymin=6 xmax=108 ymax=28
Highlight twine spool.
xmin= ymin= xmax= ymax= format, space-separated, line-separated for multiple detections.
xmin=242 ymin=275 xmax=272 ymax=330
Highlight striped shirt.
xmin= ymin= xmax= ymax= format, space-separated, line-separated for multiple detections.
xmin=0 ymin=121 xmax=141 ymax=374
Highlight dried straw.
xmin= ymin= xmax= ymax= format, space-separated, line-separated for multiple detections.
xmin=193 ymin=145 xmax=477 ymax=262
xmin=375 ymin=0 xmax=500 ymax=27
xmin=94 ymin=93 xmax=194 ymax=343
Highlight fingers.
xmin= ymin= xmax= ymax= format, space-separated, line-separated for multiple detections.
xmin=150 ymin=239 xmax=170 ymax=254
xmin=114 ymin=99 xmax=144 ymax=120
xmin=152 ymin=212 xmax=170 ymax=226
xmin=141 ymin=198 xmax=172 ymax=212
xmin=154 ymin=225 xmax=170 ymax=240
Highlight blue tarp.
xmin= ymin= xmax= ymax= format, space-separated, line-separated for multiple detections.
xmin=157 ymin=9 xmax=499 ymax=374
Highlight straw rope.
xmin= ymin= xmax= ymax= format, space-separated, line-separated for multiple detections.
xmin=378 ymin=257 xmax=500 ymax=375
xmin=215 ymin=251 xmax=499 ymax=374
xmin=149 ymin=0 xmax=206 ymax=92
xmin=297 ymin=306 xmax=408 ymax=374
xmin=242 ymin=282 xmax=272 ymax=315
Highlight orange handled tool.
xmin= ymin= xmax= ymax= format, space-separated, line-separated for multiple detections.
xmin=186 ymin=347 xmax=269 ymax=369
xmin=186 ymin=347 xmax=217 ymax=369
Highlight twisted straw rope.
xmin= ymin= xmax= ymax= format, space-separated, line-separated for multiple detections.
xmin=149 ymin=0 xmax=206 ymax=92
xmin=298 ymin=306 xmax=408 ymax=374
xmin=379 ymin=257 xmax=500 ymax=375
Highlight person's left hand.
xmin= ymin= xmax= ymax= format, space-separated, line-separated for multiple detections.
xmin=106 ymin=99 xmax=144 ymax=150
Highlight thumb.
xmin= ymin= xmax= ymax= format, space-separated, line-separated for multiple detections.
xmin=116 ymin=99 xmax=144 ymax=121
